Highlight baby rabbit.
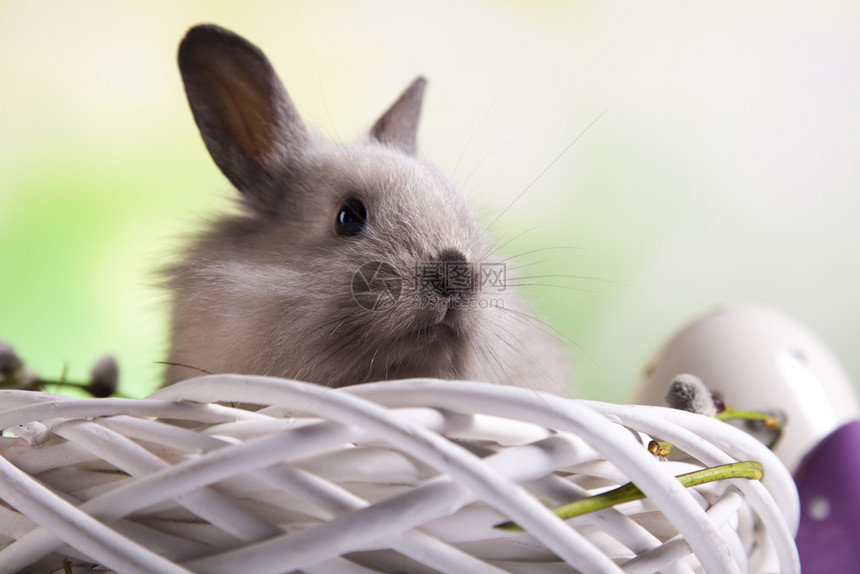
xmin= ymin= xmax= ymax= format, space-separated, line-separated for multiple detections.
xmin=164 ymin=24 xmax=569 ymax=394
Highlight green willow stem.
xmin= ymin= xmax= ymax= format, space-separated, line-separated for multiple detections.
xmin=495 ymin=461 xmax=764 ymax=531
xmin=0 ymin=377 xmax=85 ymax=391
xmin=717 ymin=407 xmax=783 ymax=448
xmin=0 ymin=376 xmax=124 ymax=397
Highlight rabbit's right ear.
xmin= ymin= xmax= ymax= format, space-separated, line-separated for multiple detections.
xmin=178 ymin=25 xmax=308 ymax=211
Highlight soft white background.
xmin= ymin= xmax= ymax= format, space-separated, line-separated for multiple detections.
xmin=2 ymin=1 xmax=859 ymax=400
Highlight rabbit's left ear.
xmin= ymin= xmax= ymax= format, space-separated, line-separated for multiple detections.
xmin=370 ymin=77 xmax=426 ymax=156
xmin=178 ymin=24 xmax=309 ymax=204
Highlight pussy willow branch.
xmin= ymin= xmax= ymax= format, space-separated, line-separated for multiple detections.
xmin=495 ymin=460 xmax=764 ymax=531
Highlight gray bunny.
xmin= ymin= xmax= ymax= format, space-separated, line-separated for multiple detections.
xmin=165 ymin=24 xmax=569 ymax=394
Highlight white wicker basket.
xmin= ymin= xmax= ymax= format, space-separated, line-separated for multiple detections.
xmin=0 ymin=376 xmax=799 ymax=574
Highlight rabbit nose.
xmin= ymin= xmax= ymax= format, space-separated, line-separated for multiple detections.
xmin=422 ymin=249 xmax=475 ymax=298
xmin=437 ymin=248 xmax=467 ymax=265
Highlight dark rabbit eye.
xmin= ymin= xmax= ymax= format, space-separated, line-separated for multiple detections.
xmin=336 ymin=198 xmax=368 ymax=236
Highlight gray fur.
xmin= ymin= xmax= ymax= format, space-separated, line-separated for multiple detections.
xmin=165 ymin=24 xmax=570 ymax=394
xmin=666 ymin=374 xmax=717 ymax=416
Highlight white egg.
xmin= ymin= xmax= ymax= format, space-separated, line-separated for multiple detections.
xmin=631 ymin=305 xmax=860 ymax=472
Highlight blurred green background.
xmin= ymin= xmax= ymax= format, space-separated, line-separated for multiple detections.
xmin=2 ymin=1 xmax=859 ymax=401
